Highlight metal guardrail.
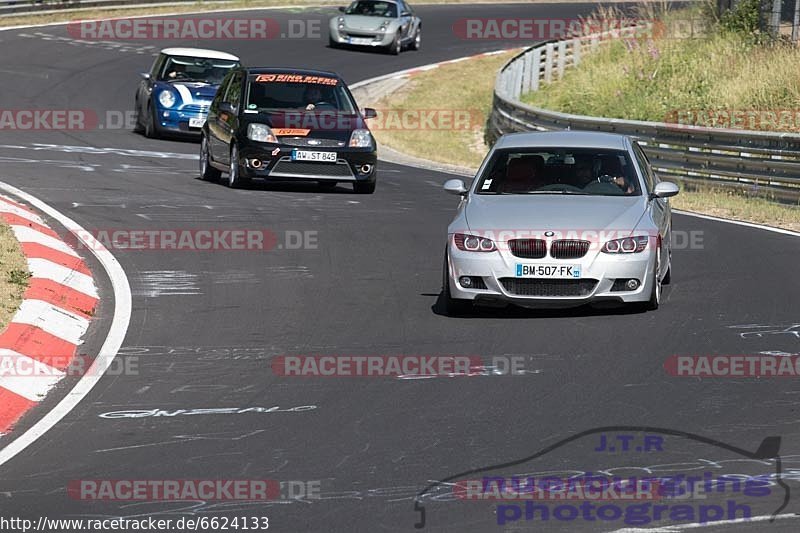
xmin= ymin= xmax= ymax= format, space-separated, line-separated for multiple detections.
xmin=486 ymin=28 xmax=800 ymax=203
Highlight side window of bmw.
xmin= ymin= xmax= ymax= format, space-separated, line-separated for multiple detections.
xmin=632 ymin=142 xmax=655 ymax=193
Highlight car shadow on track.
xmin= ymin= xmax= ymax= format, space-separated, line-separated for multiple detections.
xmin=428 ymin=291 xmax=660 ymax=319
xmin=328 ymin=44 xmax=395 ymax=55
xmin=194 ymin=177 xmax=363 ymax=194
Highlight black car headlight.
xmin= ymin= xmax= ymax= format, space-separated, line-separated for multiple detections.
xmin=348 ymin=129 xmax=373 ymax=148
xmin=248 ymin=123 xmax=278 ymax=143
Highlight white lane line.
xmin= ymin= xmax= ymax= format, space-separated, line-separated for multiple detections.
xmin=0 ymin=200 xmax=46 ymax=225
xmin=26 ymin=258 xmax=98 ymax=298
xmin=611 ymin=512 xmax=800 ymax=531
xmin=13 ymin=300 xmax=89 ymax=346
xmin=0 ymin=349 xmax=65 ymax=402
xmin=673 ymin=210 xmax=800 ymax=237
xmin=0 ymin=143 xmax=196 ymax=160
xmin=10 ymin=225 xmax=79 ymax=256
xmin=0 ymin=182 xmax=132 ymax=469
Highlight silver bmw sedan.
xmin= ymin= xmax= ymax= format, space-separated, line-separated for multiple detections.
xmin=442 ymin=131 xmax=680 ymax=314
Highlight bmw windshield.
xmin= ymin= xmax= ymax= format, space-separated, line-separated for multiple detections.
xmin=475 ymin=148 xmax=642 ymax=196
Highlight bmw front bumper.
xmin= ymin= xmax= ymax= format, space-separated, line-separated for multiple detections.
xmin=446 ymin=236 xmax=657 ymax=308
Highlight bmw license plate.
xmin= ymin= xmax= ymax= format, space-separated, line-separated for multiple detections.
xmin=292 ymin=150 xmax=337 ymax=163
xmin=188 ymin=117 xmax=205 ymax=128
xmin=515 ymin=264 xmax=582 ymax=278
xmin=349 ymin=37 xmax=373 ymax=45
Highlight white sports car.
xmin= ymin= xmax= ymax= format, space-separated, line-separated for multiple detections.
xmin=441 ymin=131 xmax=679 ymax=314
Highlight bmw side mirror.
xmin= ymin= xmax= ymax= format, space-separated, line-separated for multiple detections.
xmin=444 ymin=179 xmax=467 ymax=196
xmin=363 ymin=108 xmax=377 ymax=119
xmin=401 ymin=11 xmax=411 ymax=16
xmin=338 ymin=6 xmax=345 ymax=12
xmin=140 ymin=72 xmax=151 ymax=80
xmin=651 ymin=181 xmax=679 ymax=199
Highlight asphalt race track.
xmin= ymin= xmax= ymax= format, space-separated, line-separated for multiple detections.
xmin=0 ymin=3 xmax=799 ymax=532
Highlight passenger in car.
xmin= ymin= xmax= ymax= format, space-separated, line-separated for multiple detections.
xmin=499 ymin=155 xmax=544 ymax=193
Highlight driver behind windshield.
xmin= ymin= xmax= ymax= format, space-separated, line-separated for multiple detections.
xmin=304 ymin=85 xmax=325 ymax=110
xmin=348 ymin=1 xmax=397 ymax=17
xmin=167 ymin=63 xmax=185 ymax=80
xmin=597 ymin=155 xmax=635 ymax=194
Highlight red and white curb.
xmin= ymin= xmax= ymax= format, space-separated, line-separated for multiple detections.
xmin=0 ymin=194 xmax=98 ymax=434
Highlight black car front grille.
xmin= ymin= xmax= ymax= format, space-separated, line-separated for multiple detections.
xmin=279 ymin=138 xmax=346 ymax=148
xmin=270 ymin=158 xmax=354 ymax=178
xmin=509 ymin=239 xmax=547 ymax=259
xmin=499 ymin=278 xmax=598 ymax=297
xmin=550 ymin=240 xmax=590 ymax=259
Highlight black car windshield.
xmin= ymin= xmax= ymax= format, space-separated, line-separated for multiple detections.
xmin=157 ymin=56 xmax=239 ymax=84
xmin=475 ymin=148 xmax=642 ymax=196
xmin=345 ymin=0 xmax=398 ymax=17
xmin=244 ymin=74 xmax=357 ymax=114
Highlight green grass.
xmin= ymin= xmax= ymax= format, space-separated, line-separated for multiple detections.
xmin=0 ymin=221 xmax=30 ymax=333
xmin=671 ymin=185 xmax=800 ymax=232
xmin=372 ymin=51 xmax=517 ymax=169
xmin=370 ymin=46 xmax=800 ymax=232
xmin=522 ymin=3 xmax=800 ymax=130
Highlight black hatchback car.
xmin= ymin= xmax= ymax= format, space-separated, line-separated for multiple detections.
xmin=200 ymin=67 xmax=378 ymax=193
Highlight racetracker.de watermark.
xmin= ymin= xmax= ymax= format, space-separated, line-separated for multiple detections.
xmin=271 ymin=355 xmax=482 ymax=377
xmin=665 ymin=109 xmax=800 ymax=132
xmin=452 ymin=18 xmax=707 ymax=40
xmin=67 ymin=17 xmax=322 ymax=40
xmin=280 ymin=109 xmax=484 ymax=131
xmin=665 ymin=355 xmax=800 ymax=377
xmin=0 ymin=110 xmax=148 ymax=131
xmin=0 ymin=355 xmax=138 ymax=378
xmin=0 ymin=109 xmax=97 ymax=131
xmin=451 ymin=229 xmax=704 ymax=251
xmin=67 ymin=479 xmax=321 ymax=500
xmin=453 ymin=477 xmax=662 ymax=501
xmin=66 ymin=229 xmax=318 ymax=251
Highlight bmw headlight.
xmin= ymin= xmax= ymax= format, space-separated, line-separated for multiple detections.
xmin=601 ymin=236 xmax=649 ymax=254
xmin=454 ymin=234 xmax=496 ymax=252
xmin=158 ymin=89 xmax=176 ymax=108
xmin=348 ymin=129 xmax=373 ymax=148
xmin=248 ymin=123 xmax=278 ymax=143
